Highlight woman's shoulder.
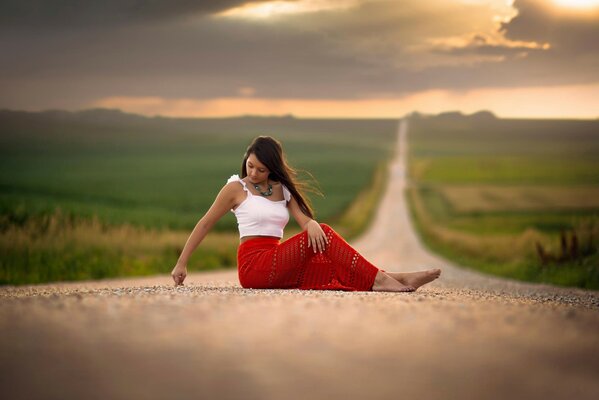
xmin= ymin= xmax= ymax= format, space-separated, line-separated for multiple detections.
xmin=224 ymin=174 xmax=248 ymax=194
xmin=278 ymin=181 xmax=291 ymax=202
xmin=226 ymin=174 xmax=241 ymax=184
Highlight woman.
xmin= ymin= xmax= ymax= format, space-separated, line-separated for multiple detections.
xmin=171 ymin=136 xmax=441 ymax=292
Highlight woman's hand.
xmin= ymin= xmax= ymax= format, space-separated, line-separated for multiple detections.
xmin=304 ymin=220 xmax=328 ymax=253
xmin=171 ymin=263 xmax=188 ymax=286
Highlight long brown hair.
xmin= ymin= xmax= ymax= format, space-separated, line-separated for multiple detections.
xmin=241 ymin=136 xmax=322 ymax=219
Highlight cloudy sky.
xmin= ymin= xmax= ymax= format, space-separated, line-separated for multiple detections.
xmin=1 ymin=0 xmax=598 ymax=118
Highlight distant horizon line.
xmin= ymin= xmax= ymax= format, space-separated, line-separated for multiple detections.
xmin=1 ymin=106 xmax=598 ymax=121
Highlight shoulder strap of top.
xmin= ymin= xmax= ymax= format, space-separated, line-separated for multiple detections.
xmin=226 ymin=174 xmax=250 ymax=194
xmin=281 ymin=184 xmax=291 ymax=202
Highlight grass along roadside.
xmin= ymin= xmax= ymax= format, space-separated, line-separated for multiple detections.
xmin=0 ymin=210 xmax=238 ymax=285
xmin=405 ymin=114 xmax=599 ymax=290
xmin=438 ymin=185 xmax=599 ymax=213
xmin=335 ymin=161 xmax=389 ymax=240
xmin=406 ymin=185 xmax=599 ymax=290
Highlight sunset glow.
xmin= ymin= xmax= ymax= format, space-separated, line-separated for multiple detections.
xmin=217 ymin=0 xmax=357 ymax=19
xmin=92 ymin=84 xmax=599 ymax=119
xmin=552 ymin=0 xmax=599 ymax=9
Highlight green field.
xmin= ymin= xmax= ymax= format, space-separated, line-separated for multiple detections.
xmin=0 ymin=109 xmax=397 ymax=285
xmin=406 ymin=112 xmax=599 ymax=289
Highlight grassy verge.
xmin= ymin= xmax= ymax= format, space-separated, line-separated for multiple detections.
xmin=0 ymin=210 xmax=239 ymax=285
xmin=336 ymin=161 xmax=389 ymax=240
xmin=406 ymin=186 xmax=599 ymax=290
xmin=406 ymin=114 xmax=599 ymax=290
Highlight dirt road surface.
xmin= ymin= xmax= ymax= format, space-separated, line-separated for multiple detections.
xmin=2 ymin=120 xmax=598 ymax=400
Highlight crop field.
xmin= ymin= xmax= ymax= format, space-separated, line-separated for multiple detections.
xmin=439 ymin=185 xmax=599 ymax=213
xmin=0 ymin=110 xmax=397 ymax=284
xmin=407 ymin=112 xmax=599 ymax=289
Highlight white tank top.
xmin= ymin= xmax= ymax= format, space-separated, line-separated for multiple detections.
xmin=227 ymin=174 xmax=291 ymax=238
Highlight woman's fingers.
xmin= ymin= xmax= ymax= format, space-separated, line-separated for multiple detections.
xmin=311 ymin=235 xmax=326 ymax=253
xmin=307 ymin=226 xmax=328 ymax=253
xmin=173 ymin=273 xmax=185 ymax=286
xmin=312 ymin=237 xmax=318 ymax=253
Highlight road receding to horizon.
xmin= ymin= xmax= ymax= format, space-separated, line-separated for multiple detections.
xmin=1 ymin=119 xmax=598 ymax=400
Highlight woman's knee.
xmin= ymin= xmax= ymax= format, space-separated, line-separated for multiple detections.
xmin=320 ymin=223 xmax=340 ymax=241
xmin=319 ymin=223 xmax=332 ymax=232
xmin=320 ymin=223 xmax=339 ymax=239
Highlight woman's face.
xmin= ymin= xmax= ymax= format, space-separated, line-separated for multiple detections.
xmin=246 ymin=153 xmax=270 ymax=184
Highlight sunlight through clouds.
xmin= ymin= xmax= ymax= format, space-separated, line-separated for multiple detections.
xmin=216 ymin=0 xmax=360 ymax=19
xmin=552 ymin=0 xmax=599 ymax=9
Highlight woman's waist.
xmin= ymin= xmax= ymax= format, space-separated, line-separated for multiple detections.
xmin=240 ymin=235 xmax=280 ymax=245
xmin=237 ymin=236 xmax=281 ymax=256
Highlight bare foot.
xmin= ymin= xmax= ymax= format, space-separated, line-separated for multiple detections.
xmin=388 ymin=269 xmax=441 ymax=290
xmin=371 ymin=271 xmax=416 ymax=292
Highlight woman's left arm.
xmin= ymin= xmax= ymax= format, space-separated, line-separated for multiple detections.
xmin=288 ymin=196 xmax=328 ymax=253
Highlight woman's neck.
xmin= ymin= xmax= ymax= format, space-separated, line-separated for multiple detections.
xmin=250 ymin=178 xmax=269 ymax=187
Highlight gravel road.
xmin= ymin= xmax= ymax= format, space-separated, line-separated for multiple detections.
xmin=2 ymin=120 xmax=598 ymax=400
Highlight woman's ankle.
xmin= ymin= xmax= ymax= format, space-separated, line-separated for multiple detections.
xmin=372 ymin=271 xmax=412 ymax=292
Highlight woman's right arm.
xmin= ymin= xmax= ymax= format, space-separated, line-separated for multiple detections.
xmin=171 ymin=182 xmax=240 ymax=286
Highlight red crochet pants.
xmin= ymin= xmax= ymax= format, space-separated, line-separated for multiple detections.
xmin=237 ymin=223 xmax=382 ymax=291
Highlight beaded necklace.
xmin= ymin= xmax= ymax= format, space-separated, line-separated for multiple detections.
xmin=253 ymin=181 xmax=273 ymax=197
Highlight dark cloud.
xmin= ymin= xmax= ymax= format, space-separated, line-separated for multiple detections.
xmin=431 ymin=35 xmax=543 ymax=58
xmin=0 ymin=0 xmax=597 ymax=111
xmin=0 ymin=17 xmax=392 ymax=103
xmin=500 ymin=0 xmax=599 ymax=55
xmin=0 ymin=0 xmax=279 ymax=29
